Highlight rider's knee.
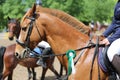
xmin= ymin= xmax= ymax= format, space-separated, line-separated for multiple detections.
xmin=107 ymin=39 xmax=120 ymax=62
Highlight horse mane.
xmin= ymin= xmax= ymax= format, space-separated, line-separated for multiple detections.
xmin=36 ymin=6 xmax=90 ymax=35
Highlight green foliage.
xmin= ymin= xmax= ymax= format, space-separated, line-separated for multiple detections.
xmin=42 ymin=0 xmax=116 ymax=24
xmin=0 ymin=0 xmax=117 ymax=31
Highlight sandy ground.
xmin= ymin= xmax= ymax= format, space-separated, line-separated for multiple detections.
xmin=0 ymin=33 xmax=65 ymax=80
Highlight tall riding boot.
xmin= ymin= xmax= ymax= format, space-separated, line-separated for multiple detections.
xmin=112 ymin=54 xmax=120 ymax=77
xmin=36 ymin=47 xmax=51 ymax=68
xmin=36 ymin=57 xmax=46 ymax=68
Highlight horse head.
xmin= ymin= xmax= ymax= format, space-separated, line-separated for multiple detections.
xmin=7 ymin=16 xmax=21 ymax=40
xmin=15 ymin=4 xmax=45 ymax=59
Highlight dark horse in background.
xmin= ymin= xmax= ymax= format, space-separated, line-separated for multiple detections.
xmin=7 ymin=17 xmax=21 ymax=40
xmin=7 ymin=17 xmax=38 ymax=80
xmin=0 ymin=17 xmax=60 ymax=80
xmin=7 ymin=17 xmax=36 ymax=80
xmin=89 ymin=21 xmax=108 ymax=34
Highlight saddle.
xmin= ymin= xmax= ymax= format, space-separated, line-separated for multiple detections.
xmin=98 ymin=46 xmax=118 ymax=79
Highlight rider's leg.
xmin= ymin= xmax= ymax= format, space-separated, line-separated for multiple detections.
xmin=36 ymin=47 xmax=51 ymax=68
xmin=107 ymin=38 xmax=120 ymax=76
xmin=112 ymin=54 xmax=120 ymax=76
xmin=30 ymin=46 xmax=42 ymax=57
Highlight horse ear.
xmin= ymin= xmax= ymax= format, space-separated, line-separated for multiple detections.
xmin=31 ymin=3 xmax=36 ymax=16
xmin=7 ymin=16 xmax=11 ymax=20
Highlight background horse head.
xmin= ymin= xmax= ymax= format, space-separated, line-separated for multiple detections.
xmin=7 ymin=16 xmax=21 ymax=40
xmin=15 ymin=4 xmax=108 ymax=80
xmin=89 ymin=21 xmax=108 ymax=34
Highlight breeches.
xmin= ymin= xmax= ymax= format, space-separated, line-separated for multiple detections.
xmin=107 ymin=38 xmax=120 ymax=62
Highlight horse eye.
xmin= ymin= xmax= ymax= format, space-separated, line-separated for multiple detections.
xmin=21 ymin=27 xmax=27 ymax=31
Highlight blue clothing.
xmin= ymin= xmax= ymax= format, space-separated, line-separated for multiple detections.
xmin=103 ymin=1 xmax=120 ymax=43
xmin=33 ymin=47 xmax=42 ymax=55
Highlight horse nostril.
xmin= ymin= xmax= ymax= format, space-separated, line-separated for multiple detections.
xmin=15 ymin=52 xmax=18 ymax=56
xmin=15 ymin=52 xmax=18 ymax=57
xmin=15 ymin=52 xmax=20 ymax=59
xmin=9 ymin=37 xmax=14 ymax=40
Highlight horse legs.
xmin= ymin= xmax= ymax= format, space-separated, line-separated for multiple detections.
xmin=59 ymin=63 xmax=63 ymax=76
xmin=7 ymin=71 xmax=13 ymax=80
xmin=49 ymin=65 xmax=60 ymax=79
xmin=27 ymin=68 xmax=36 ymax=80
xmin=60 ymin=63 xmax=67 ymax=76
xmin=2 ymin=69 xmax=13 ymax=80
xmin=27 ymin=68 xmax=32 ymax=80
xmin=40 ymin=67 xmax=48 ymax=80
xmin=31 ymin=68 xmax=36 ymax=80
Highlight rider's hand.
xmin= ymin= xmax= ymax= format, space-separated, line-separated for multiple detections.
xmin=99 ymin=34 xmax=105 ymax=41
xmin=100 ymin=38 xmax=110 ymax=46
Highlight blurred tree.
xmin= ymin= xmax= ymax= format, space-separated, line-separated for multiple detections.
xmin=0 ymin=0 xmax=117 ymax=31
xmin=0 ymin=0 xmax=6 ymax=31
xmin=42 ymin=0 xmax=116 ymax=24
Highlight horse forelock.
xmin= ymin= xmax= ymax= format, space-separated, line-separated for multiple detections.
xmin=36 ymin=6 xmax=90 ymax=35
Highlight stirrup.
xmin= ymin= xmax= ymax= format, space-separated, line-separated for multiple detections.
xmin=108 ymin=72 xmax=117 ymax=80
xmin=36 ymin=58 xmax=46 ymax=68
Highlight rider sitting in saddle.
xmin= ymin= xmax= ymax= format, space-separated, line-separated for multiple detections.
xmin=100 ymin=0 xmax=120 ymax=78
xmin=30 ymin=41 xmax=51 ymax=68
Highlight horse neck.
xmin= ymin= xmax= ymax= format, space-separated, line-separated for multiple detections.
xmin=44 ymin=20 xmax=89 ymax=54
xmin=47 ymin=27 xmax=91 ymax=70
xmin=15 ymin=23 xmax=21 ymax=39
xmin=38 ymin=13 xmax=89 ymax=52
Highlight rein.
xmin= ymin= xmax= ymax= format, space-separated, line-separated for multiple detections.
xmin=16 ymin=16 xmax=42 ymax=48
xmin=90 ymin=37 xmax=100 ymax=80
xmin=24 ymin=17 xmax=35 ymax=47
xmin=30 ymin=43 xmax=105 ymax=58
xmin=16 ymin=17 xmax=35 ymax=48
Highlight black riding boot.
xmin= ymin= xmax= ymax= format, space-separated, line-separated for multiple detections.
xmin=36 ymin=47 xmax=51 ymax=68
xmin=112 ymin=54 xmax=120 ymax=77
xmin=102 ymin=46 xmax=117 ymax=80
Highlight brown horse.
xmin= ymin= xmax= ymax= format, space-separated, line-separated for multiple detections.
xmin=7 ymin=17 xmax=21 ymax=40
xmin=7 ymin=17 xmax=36 ymax=80
xmin=89 ymin=21 xmax=108 ymax=35
xmin=0 ymin=17 xmax=60 ymax=80
xmin=0 ymin=44 xmax=60 ymax=80
xmin=15 ymin=4 xmax=108 ymax=80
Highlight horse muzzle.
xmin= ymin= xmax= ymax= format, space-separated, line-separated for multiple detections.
xmin=15 ymin=48 xmax=30 ymax=59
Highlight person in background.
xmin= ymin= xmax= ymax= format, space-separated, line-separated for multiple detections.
xmin=36 ymin=0 xmax=42 ymax=6
xmin=90 ymin=20 xmax=95 ymax=30
xmin=101 ymin=0 xmax=120 ymax=78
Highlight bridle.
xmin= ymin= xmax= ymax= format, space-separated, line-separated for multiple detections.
xmin=16 ymin=13 xmax=42 ymax=48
